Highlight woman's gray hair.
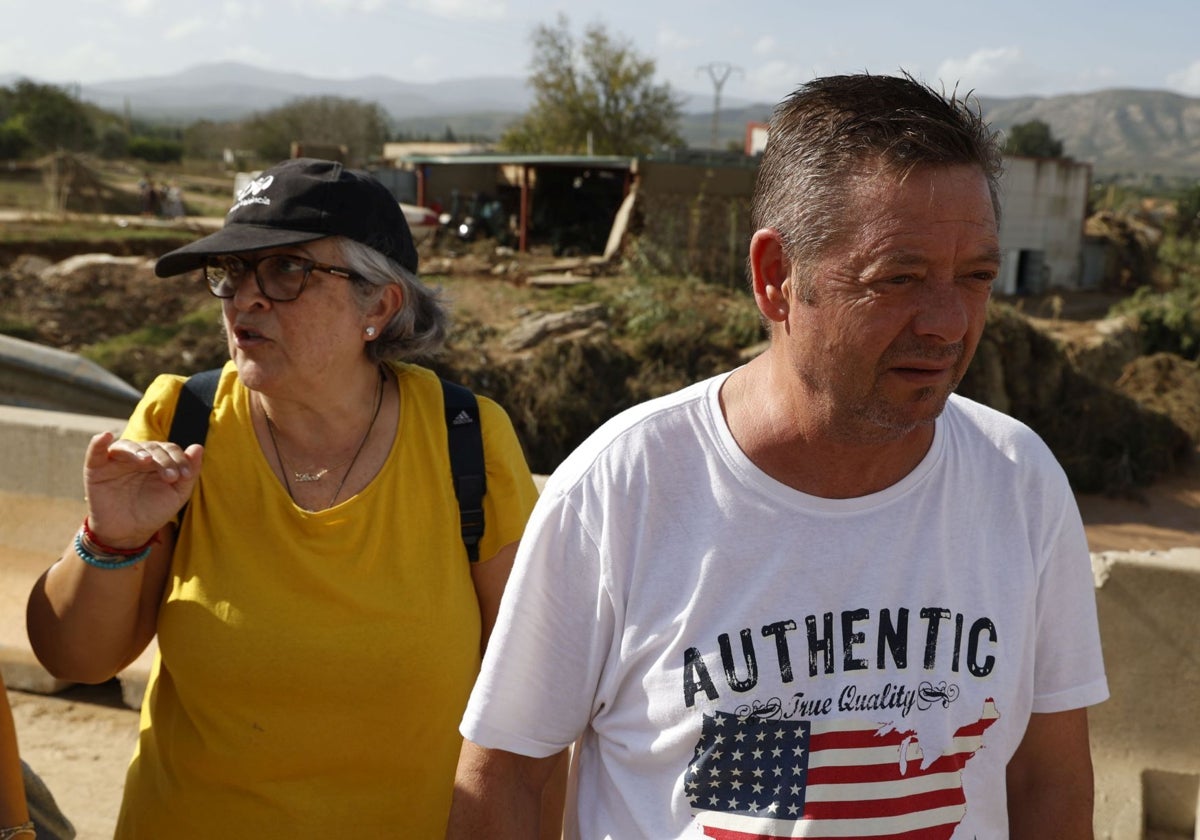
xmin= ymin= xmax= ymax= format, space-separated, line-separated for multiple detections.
xmin=333 ymin=236 xmax=450 ymax=363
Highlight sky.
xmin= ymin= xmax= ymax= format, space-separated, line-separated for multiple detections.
xmin=4 ymin=0 xmax=1200 ymax=105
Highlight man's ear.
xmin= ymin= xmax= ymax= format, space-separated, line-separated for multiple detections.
xmin=749 ymin=228 xmax=791 ymax=323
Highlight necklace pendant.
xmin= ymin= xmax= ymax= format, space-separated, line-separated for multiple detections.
xmin=294 ymin=468 xmax=329 ymax=483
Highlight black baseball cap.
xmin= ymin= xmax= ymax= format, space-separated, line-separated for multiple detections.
xmin=155 ymin=158 xmax=418 ymax=277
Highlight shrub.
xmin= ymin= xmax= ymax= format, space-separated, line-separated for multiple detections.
xmin=1112 ymin=284 xmax=1200 ymax=361
xmin=0 ymin=118 xmax=32 ymax=159
xmin=127 ymin=136 xmax=184 ymax=164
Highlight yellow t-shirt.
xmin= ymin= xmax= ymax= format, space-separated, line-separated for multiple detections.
xmin=115 ymin=361 xmax=538 ymax=839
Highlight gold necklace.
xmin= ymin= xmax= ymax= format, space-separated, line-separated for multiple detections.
xmin=263 ymin=367 xmax=386 ymax=508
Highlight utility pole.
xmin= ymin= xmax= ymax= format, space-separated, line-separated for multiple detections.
xmin=697 ymin=62 xmax=742 ymax=149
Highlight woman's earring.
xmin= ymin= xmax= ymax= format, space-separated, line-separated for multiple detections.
xmin=365 ymin=326 xmax=377 ymax=338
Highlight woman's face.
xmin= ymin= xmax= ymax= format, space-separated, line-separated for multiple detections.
xmin=219 ymin=237 xmax=372 ymax=399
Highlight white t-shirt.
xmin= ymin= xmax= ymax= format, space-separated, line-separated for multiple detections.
xmin=462 ymin=372 xmax=1109 ymax=839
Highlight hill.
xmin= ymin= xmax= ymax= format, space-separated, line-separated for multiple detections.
xmin=11 ymin=63 xmax=1200 ymax=176
xmin=979 ymin=89 xmax=1200 ymax=178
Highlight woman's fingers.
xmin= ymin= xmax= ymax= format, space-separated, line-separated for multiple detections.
xmin=101 ymin=439 xmax=196 ymax=484
xmin=82 ymin=436 xmax=205 ymax=545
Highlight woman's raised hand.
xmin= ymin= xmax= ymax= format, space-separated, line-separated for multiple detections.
xmin=82 ymin=431 xmax=204 ymax=547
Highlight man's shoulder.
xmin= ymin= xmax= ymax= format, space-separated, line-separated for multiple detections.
xmin=946 ymin=392 xmax=1037 ymax=440
xmin=944 ymin=393 xmax=1063 ymax=473
xmin=543 ymin=373 xmax=723 ymax=496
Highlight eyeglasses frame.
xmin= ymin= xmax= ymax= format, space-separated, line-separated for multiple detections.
xmin=204 ymin=252 xmax=362 ymax=302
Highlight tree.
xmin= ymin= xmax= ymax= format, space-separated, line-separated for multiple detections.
xmin=9 ymin=80 xmax=96 ymax=153
xmin=1003 ymin=119 xmax=1064 ymax=158
xmin=1173 ymin=183 xmax=1200 ymax=241
xmin=242 ymin=96 xmax=389 ymax=165
xmin=96 ymin=125 xmax=129 ymax=159
xmin=502 ymin=15 xmax=684 ymax=155
xmin=128 ymin=136 xmax=184 ymax=164
xmin=0 ymin=118 xmax=32 ymax=159
xmin=180 ymin=118 xmax=245 ymax=162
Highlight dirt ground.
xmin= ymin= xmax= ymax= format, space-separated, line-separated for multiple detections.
xmin=7 ymin=470 xmax=1199 ymax=839
xmin=8 ymin=682 xmax=136 ymax=839
xmin=1076 ymin=450 xmax=1200 ymax=552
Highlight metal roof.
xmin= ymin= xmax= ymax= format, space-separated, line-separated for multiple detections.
xmin=394 ymin=153 xmax=634 ymax=168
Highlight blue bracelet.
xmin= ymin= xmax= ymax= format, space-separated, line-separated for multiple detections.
xmin=74 ymin=532 xmax=151 ymax=569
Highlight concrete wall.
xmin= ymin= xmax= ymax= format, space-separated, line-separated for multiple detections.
xmin=997 ymin=156 xmax=1092 ymax=295
xmin=0 ymin=407 xmax=1196 ymax=837
xmin=0 ymin=406 xmax=128 ymax=696
xmin=0 ymin=334 xmax=141 ymax=419
xmin=1091 ymin=549 xmax=1200 ymax=839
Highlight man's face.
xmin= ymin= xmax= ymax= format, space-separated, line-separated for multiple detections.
xmin=782 ymin=164 xmax=1001 ymax=445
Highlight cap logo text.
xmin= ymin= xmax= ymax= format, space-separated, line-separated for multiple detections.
xmin=230 ymin=174 xmax=275 ymax=213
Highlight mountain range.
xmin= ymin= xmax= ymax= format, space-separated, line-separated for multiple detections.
xmin=9 ymin=62 xmax=1200 ymax=179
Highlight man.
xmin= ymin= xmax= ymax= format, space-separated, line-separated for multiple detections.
xmin=448 ymin=74 xmax=1108 ymax=839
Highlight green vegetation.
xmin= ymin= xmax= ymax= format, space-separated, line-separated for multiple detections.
xmin=82 ymin=304 xmax=224 ymax=385
xmin=1111 ymin=267 xmax=1200 ymax=360
xmin=1170 ymin=182 xmax=1200 ymax=240
xmin=1003 ymin=119 xmax=1064 ymax=158
xmin=0 ymin=80 xmax=98 ymax=156
xmin=0 ymin=217 xmax=195 ymax=247
xmin=430 ymin=273 xmax=760 ymax=471
xmin=127 ymin=136 xmax=184 ymax=164
xmin=0 ymin=77 xmax=387 ymax=170
xmin=243 ymin=96 xmax=389 ymax=166
xmin=500 ymin=15 xmax=684 ymax=155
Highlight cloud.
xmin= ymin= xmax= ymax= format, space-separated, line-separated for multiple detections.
xmin=22 ymin=40 xmax=124 ymax=83
xmin=657 ymin=26 xmax=698 ymax=53
xmin=752 ymin=36 xmax=775 ymax=57
xmin=220 ymin=1 xmax=266 ymax=23
xmin=120 ymin=0 xmax=156 ymax=15
xmin=411 ymin=0 xmax=506 ymax=20
xmin=166 ymin=17 xmax=206 ymax=41
xmin=934 ymin=46 xmax=1055 ymax=96
xmin=1167 ymin=59 xmax=1200 ymax=95
xmin=310 ymin=0 xmax=385 ymax=10
xmin=746 ymin=59 xmax=806 ymax=103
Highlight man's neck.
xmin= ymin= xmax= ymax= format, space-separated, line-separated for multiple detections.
xmin=719 ymin=359 xmax=937 ymax=499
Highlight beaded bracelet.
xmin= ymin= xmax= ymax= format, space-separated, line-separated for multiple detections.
xmin=74 ymin=531 xmax=151 ymax=569
xmin=0 ymin=821 xmax=36 ymax=839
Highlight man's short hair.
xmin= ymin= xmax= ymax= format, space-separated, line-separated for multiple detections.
xmin=751 ymin=73 xmax=1003 ymax=287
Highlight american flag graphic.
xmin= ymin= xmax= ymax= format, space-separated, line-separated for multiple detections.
xmin=687 ymin=700 xmax=999 ymax=839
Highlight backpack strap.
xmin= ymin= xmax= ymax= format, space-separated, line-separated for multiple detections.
xmin=168 ymin=368 xmax=222 ymax=449
xmin=441 ymin=378 xmax=486 ymax=563
xmin=165 ymin=369 xmax=488 ymax=562
xmin=167 ymin=368 xmax=221 ymax=521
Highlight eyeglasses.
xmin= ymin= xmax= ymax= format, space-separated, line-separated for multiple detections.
xmin=204 ymin=253 xmax=361 ymax=302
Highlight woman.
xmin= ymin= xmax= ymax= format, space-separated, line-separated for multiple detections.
xmin=26 ymin=158 xmax=539 ymax=838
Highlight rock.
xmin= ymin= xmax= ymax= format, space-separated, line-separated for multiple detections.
xmin=502 ymin=303 xmax=608 ymax=351
xmin=40 ymin=253 xmax=150 ymax=281
xmin=8 ymin=254 xmax=52 ymax=277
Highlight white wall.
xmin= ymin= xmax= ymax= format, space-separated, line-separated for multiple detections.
xmin=997 ymin=156 xmax=1092 ymax=295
